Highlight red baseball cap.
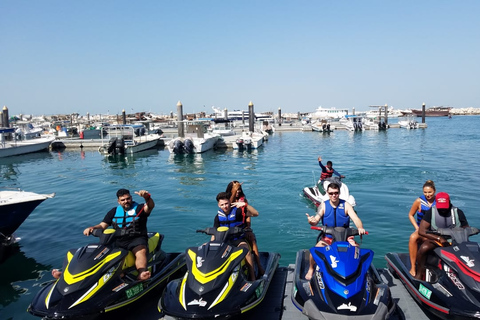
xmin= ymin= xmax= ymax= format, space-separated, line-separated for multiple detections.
xmin=436 ymin=192 xmax=450 ymax=209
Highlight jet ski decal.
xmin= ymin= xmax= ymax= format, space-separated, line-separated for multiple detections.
xmin=337 ymin=302 xmax=357 ymax=312
xmin=419 ymin=283 xmax=432 ymax=299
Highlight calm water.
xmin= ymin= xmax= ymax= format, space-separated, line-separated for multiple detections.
xmin=1 ymin=116 xmax=479 ymax=319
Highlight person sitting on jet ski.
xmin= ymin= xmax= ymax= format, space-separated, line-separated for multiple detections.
xmin=304 ymin=183 xmax=366 ymax=281
xmin=51 ymin=188 xmax=155 ymax=281
xmin=415 ymin=192 xmax=469 ymax=280
xmin=318 ymin=156 xmax=345 ymax=183
xmin=213 ymin=191 xmax=258 ymax=281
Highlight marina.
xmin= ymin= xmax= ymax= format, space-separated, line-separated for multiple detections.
xmin=0 ymin=116 xmax=479 ymax=320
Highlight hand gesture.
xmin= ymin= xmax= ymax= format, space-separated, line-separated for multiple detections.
xmin=318 ymin=156 xmax=322 ymax=162
xmin=306 ymin=213 xmax=318 ymax=226
xmin=135 ymin=190 xmax=151 ymax=200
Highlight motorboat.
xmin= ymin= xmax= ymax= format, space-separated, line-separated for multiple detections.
xmin=0 ymin=189 xmax=55 ymax=246
xmin=232 ymin=131 xmax=264 ymax=150
xmin=341 ymin=115 xmax=366 ymax=132
xmin=303 ymin=176 xmax=356 ymax=208
xmin=168 ymin=121 xmax=221 ymax=154
xmin=98 ymin=125 xmax=159 ymax=156
xmin=0 ymin=128 xmax=54 ymax=158
xmin=398 ymin=116 xmax=419 ymax=129
xmin=311 ymin=120 xmax=334 ymax=133
xmin=159 ymin=226 xmax=280 ymax=319
xmin=292 ymin=226 xmax=395 ymax=319
xmin=386 ymin=227 xmax=480 ymax=319
xmin=28 ymin=229 xmax=186 ymax=319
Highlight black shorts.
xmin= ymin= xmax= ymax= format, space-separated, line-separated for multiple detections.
xmin=116 ymin=235 xmax=148 ymax=251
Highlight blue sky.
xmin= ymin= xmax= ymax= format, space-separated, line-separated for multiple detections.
xmin=1 ymin=1 xmax=479 ymax=116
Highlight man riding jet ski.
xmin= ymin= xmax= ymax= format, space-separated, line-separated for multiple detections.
xmin=158 ymin=226 xmax=280 ymax=319
xmin=28 ymin=229 xmax=186 ymax=319
xmin=386 ymin=192 xmax=480 ymax=319
xmin=292 ymin=226 xmax=395 ymax=319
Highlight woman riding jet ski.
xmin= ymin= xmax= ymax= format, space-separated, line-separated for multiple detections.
xmin=386 ymin=193 xmax=480 ymax=319
xmin=28 ymin=229 xmax=186 ymax=319
xmin=158 ymin=226 xmax=280 ymax=319
xmin=292 ymin=226 xmax=395 ymax=319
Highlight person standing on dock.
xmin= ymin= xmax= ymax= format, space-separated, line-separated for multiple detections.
xmin=318 ymin=156 xmax=345 ymax=182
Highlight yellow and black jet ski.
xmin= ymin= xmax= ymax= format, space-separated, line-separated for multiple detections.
xmin=158 ymin=226 xmax=280 ymax=319
xmin=28 ymin=228 xmax=186 ymax=319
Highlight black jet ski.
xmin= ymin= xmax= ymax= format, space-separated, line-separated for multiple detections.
xmin=292 ymin=226 xmax=395 ymax=319
xmin=158 ymin=226 xmax=281 ymax=319
xmin=386 ymin=227 xmax=480 ymax=319
xmin=28 ymin=229 xmax=186 ymax=319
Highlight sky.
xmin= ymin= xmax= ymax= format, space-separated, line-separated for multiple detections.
xmin=1 ymin=1 xmax=479 ymax=116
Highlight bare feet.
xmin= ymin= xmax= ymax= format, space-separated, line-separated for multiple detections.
xmin=137 ymin=269 xmax=151 ymax=281
xmin=52 ymin=269 xmax=62 ymax=279
xmin=409 ymin=269 xmax=416 ymax=277
xmin=305 ymin=268 xmax=314 ymax=281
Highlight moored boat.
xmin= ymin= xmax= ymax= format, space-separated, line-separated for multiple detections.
xmin=410 ymin=106 xmax=451 ymax=117
xmin=0 ymin=128 xmax=54 ymax=158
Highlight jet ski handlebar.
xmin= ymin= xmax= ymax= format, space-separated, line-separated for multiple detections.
xmin=426 ymin=227 xmax=479 ymax=244
xmin=311 ymin=226 xmax=368 ymax=242
xmin=197 ymin=227 xmax=246 ymax=243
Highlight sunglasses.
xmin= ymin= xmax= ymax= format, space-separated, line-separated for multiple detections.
xmin=328 ymin=192 xmax=339 ymax=195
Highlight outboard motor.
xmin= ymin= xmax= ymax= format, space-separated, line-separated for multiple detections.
xmin=172 ymin=139 xmax=185 ymax=154
xmin=115 ymin=137 xmax=126 ymax=154
xmin=184 ymin=138 xmax=194 ymax=153
xmin=243 ymin=138 xmax=252 ymax=149
xmin=322 ymin=124 xmax=327 ymax=131
xmin=236 ymin=138 xmax=244 ymax=150
xmin=107 ymin=137 xmax=117 ymax=154
xmin=326 ymin=124 xmax=331 ymax=131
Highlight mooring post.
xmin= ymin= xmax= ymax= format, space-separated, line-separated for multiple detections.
xmin=278 ymin=107 xmax=282 ymax=126
xmin=422 ymin=103 xmax=426 ymax=123
xmin=248 ymin=101 xmax=254 ymax=132
xmin=177 ymin=101 xmax=184 ymax=138
xmin=122 ymin=109 xmax=127 ymax=124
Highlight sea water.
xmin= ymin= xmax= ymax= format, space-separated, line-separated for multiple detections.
xmin=1 ymin=116 xmax=479 ymax=319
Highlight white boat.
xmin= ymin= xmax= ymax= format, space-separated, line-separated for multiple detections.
xmin=98 ymin=125 xmax=159 ymax=156
xmin=303 ymin=176 xmax=356 ymax=208
xmin=0 ymin=128 xmax=54 ymax=158
xmin=366 ymin=106 xmax=404 ymax=119
xmin=398 ymin=116 xmax=419 ymax=129
xmin=168 ymin=121 xmax=220 ymax=154
xmin=341 ymin=116 xmax=366 ymax=132
xmin=1 ymin=189 xmax=55 ymax=246
xmin=311 ymin=120 xmax=334 ymax=132
xmin=309 ymin=106 xmax=349 ymax=120
xmin=233 ymin=131 xmax=264 ymax=150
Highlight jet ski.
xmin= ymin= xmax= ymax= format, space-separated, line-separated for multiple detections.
xmin=303 ymin=176 xmax=356 ymax=208
xmin=158 ymin=226 xmax=281 ymax=319
xmin=386 ymin=227 xmax=480 ymax=319
xmin=28 ymin=229 xmax=186 ymax=319
xmin=292 ymin=226 xmax=395 ymax=319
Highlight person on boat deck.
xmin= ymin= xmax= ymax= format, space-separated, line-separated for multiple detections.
xmin=318 ymin=156 xmax=345 ymax=182
xmin=226 ymin=181 xmax=264 ymax=278
xmin=415 ymin=192 xmax=469 ymax=280
xmin=51 ymin=189 xmax=155 ymax=281
xmin=213 ymin=191 xmax=258 ymax=281
xmin=408 ymin=180 xmax=436 ymax=277
xmin=304 ymin=183 xmax=366 ymax=281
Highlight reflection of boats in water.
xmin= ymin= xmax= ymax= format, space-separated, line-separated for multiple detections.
xmin=103 ymin=147 xmax=160 ymax=167
xmin=0 ymin=248 xmax=50 ymax=307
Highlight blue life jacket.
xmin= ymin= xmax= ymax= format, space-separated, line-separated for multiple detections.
xmin=417 ymin=195 xmax=435 ymax=225
xmin=112 ymin=202 xmax=141 ymax=230
xmin=322 ymin=199 xmax=350 ymax=228
xmin=217 ymin=207 xmax=245 ymax=240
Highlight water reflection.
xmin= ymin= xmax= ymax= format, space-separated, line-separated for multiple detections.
xmin=0 ymin=152 xmax=54 ymax=182
xmin=102 ymin=148 xmax=161 ymax=169
xmin=0 ymin=246 xmax=50 ymax=308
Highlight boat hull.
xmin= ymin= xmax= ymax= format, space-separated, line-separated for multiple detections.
xmin=0 ymin=137 xmax=54 ymax=158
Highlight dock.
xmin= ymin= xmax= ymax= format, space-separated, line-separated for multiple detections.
xmin=50 ymin=121 xmax=427 ymax=151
